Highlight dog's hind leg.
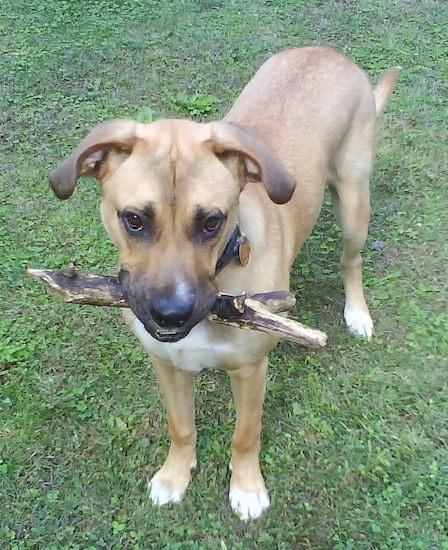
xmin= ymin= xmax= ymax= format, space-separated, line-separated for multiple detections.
xmin=228 ymin=357 xmax=270 ymax=520
xmin=329 ymin=162 xmax=374 ymax=339
xmin=328 ymin=66 xmax=398 ymax=338
xmin=148 ymin=358 xmax=197 ymax=505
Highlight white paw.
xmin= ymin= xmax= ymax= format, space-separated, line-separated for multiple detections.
xmin=229 ymin=488 xmax=270 ymax=521
xmin=344 ymin=307 xmax=374 ymax=339
xmin=148 ymin=480 xmax=184 ymax=506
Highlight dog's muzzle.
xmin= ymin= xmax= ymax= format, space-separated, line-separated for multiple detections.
xmin=119 ymin=269 xmax=216 ymax=342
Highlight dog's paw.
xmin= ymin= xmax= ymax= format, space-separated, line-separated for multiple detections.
xmin=148 ymin=480 xmax=185 ymax=506
xmin=344 ymin=307 xmax=374 ymax=339
xmin=229 ymin=488 xmax=270 ymax=521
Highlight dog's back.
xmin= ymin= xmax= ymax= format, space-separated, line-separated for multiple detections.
xmin=227 ymin=46 xmax=397 ymax=262
xmin=227 ymin=47 xmax=373 ymax=161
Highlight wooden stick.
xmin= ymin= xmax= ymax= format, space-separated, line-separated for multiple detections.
xmin=27 ymin=265 xmax=327 ymax=348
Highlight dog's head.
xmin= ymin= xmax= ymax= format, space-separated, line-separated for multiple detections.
xmin=49 ymin=118 xmax=295 ymax=342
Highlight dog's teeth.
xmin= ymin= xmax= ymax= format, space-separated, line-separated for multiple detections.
xmin=229 ymin=488 xmax=270 ymax=521
xmin=344 ymin=307 xmax=374 ymax=339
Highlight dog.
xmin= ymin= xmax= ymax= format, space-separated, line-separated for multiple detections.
xmin=49 ymin=46 xmax=398 ymax=520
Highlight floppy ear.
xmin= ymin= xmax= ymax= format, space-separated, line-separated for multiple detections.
xmin=207 ymin=121 xmax=296 ymax=204
xmin=49 ymin=118 xmax=139 ymax=199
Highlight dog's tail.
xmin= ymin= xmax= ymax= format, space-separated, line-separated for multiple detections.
xmin=374 ymin=66 xmax=401 ymax=116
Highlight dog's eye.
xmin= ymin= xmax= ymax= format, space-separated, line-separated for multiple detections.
xmin=202 ymin=216 xmax=222 ymax=235
xmin=124 ymin=213 xmax=144 ymax=233
xmin=193 ymin=208 xmax=227 ymax=241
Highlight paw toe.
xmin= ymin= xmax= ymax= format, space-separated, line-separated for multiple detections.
xmin=149 ymin=481 xmax=184 ymax=506
xmin=344 ymin=307 xmax=374 ymax=339
xmin=229 ymin=488 xmax=270 ymax=521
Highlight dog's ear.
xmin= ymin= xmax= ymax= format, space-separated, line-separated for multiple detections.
xmin=207 ymin=121 xmax=296 ymax=204
xmin=49 ymin=119 xmax=138 ymax=199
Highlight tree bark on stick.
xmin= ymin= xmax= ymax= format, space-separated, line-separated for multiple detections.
xmin=27 ymin=265 xmax=327 ymax=348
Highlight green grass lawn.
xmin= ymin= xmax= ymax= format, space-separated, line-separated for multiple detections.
xmin=1 ymin=0 xmax=447 ymax=548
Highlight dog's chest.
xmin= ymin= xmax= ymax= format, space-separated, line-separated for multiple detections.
xmin=127 ymin=315 xmax=249 ymax=373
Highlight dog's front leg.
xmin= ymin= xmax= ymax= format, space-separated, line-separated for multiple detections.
xmin=228 ymin=357 xmax=270 ymax=521
xmin=148 ymin=357 xmax=197 ymax=506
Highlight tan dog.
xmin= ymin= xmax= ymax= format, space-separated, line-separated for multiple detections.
xmin=49 ymin=46 xmax=398 ymax=520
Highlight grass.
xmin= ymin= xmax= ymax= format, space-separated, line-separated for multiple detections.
xmin=1 ymin=0 xmax=447 ymax=548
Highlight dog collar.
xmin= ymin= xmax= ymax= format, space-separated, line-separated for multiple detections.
xmin=215 ymin=225 xmax=250 ymax=275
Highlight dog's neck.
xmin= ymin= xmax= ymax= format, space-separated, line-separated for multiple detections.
xmin=215 ymin=225 xmax=250 ymax=275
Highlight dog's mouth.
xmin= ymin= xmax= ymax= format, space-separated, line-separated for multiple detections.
xmin=146 ymin=324 xmax=194 ymax=343
xmin=119 ymin=269 xmax=216 ymax=343
xmin=139 ymin=307 xmax=213 ymax=343
xmin=132 ymin=299 xmax=212 ymax=343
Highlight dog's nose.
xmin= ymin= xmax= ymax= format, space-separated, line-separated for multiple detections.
xmin=150 ymin=291 xmax=196 ymax=329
